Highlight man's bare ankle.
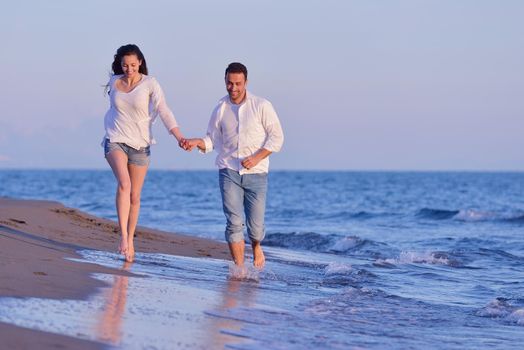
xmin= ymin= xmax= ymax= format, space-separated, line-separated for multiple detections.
xmin=251 ymin=241 xmax=265 ymax=268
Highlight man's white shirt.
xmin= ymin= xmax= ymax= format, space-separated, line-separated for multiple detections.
xmin=202 ymin=91 xmax=284 ymax=175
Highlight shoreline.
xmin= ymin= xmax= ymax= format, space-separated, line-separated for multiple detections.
xmin=0 ymin=196 xmax=230 ymax=348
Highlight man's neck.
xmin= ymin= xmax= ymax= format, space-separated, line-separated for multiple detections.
xmin=230 ymin=91 xmax=247 ymax=105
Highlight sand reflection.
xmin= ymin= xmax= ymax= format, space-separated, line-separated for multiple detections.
xmin=97 ymin=261 xmax=131 ymax=345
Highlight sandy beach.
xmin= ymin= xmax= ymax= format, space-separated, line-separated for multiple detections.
xmin=0 ymin=197 xmax=230 ymax=349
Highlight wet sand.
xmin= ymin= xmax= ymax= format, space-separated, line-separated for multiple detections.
xmin=0 ymin=197 xmax=230 ymax=349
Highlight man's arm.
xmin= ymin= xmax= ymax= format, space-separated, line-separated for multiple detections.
xmin=241 ymin=148 xmax=272 ymax=170
xmin=182 ymin=104 xmax=223 ymax=152
xmin=240 ymin=101 xmax=283 ymax=169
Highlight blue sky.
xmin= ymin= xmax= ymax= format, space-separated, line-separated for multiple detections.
xmin=0 ymin=0 xmax=522 ymax=170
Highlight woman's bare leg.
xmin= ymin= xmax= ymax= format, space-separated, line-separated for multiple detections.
xmin=125 ymin=163 xmax=148 ymax=262
xmin=106 ymin=151 xmax=131 ymax=257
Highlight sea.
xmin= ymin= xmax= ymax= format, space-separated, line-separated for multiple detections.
xmin=0 ymin=170 xmax=523 ymax=349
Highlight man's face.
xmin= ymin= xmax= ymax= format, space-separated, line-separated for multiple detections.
xmin=225 ymin=72 xmax=247 ymax=103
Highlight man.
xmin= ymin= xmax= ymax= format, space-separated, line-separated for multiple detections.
xmin=184 ymin=62 xmax=284 ymax=269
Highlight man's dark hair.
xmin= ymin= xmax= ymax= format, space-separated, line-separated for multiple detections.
xmin=225 ymin=62 xmax=248 ymax=80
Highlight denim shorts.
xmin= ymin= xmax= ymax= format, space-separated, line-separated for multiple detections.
xmin=103 ymin=139 xmax=150 ymax=166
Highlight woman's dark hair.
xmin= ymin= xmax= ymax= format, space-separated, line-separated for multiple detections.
xmin=111 ymin=44 xmax=148 ymax=75
xmin=225 ymin=62 xmax=247 ymax=80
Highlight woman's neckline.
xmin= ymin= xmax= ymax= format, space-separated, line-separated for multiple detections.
xmin=114 ymin=74 xmax=145 ymax=94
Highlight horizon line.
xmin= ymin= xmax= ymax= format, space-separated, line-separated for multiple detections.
xmin=1 ymin=167 xmax=523 ymax=173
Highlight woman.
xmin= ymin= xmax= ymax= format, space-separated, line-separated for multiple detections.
xmin=103 ymin=44 xmax=184 ymax=262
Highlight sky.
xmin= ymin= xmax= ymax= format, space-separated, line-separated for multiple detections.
xmin=0 ymin=0 xmax=522 ymax=171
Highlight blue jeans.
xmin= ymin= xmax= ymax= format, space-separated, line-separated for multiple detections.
xmin=219 ymin=168 xmax=268 ymax=243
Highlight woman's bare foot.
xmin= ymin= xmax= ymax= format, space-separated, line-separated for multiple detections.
xmin=125 ymin=242 xmax=135 ymax=263
xmin=252 ymin=242 xmax=265 ymax=269
xmin=118 ymin=236 xmax=128 ymax=255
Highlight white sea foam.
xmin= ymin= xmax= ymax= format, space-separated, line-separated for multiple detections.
xmin=476 ymin=299 xmax=511 ymax=318
xmin=330 ymin=236 xmax=360 ymax=252
xmin=376 ymin=251 xmax=450 ymax=266
xmin=228 ymin=263 xmax=261 ymax=282
xmin=507 ymin=309 xmax=524 ymax=325
xmin=454 ymin=209 xmax=497 ymax=222
xmin=324 ymin=262 xmax=353 ymax=275
xmin=477 ymin=299 xmax=524 ymax=326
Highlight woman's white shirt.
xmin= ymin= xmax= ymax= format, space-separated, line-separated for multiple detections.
xmin=103 ymin=74 xmax=178 ymax=150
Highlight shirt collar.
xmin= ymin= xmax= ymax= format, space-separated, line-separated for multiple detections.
xmin=220 ymin=90 xmax=252 ymax=105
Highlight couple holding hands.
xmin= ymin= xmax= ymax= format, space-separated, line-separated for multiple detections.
xmin=102 ymin=44 xmax=284 ymax=268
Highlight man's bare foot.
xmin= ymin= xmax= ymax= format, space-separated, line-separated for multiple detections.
xmin=118 ymin=237 xmax=128 ymax=255
xmin=228 ymin=264 xmax=248 ymax=280
xmin=125 ymin=243 xmax=135 ymax=263
xmin=252 ymin=242 xmax=265 ymax=269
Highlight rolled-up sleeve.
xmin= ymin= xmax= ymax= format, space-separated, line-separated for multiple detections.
xmin=150 ymin=78 xmax=179 ymax=132
xmin=261 ymin=102 xmax=284 ymax=153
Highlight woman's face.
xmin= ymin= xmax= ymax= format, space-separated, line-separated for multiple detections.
xmin=121 ymin=54 xmax=142 ymax=78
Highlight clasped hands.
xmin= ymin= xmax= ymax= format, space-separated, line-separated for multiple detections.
xmin=178 ymin=138 xmax=201 ymax=152
xmin=177 ymin=138 xmax=261 ymax=169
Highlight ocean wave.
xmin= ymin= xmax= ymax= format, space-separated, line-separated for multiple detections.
xmin=321 ymin=211 xmax=392 ymax=221
xmin=507 ymin=309 xmax=524 ymax=326
xmin=374 ymin=251 xmax=453 ymax=266
xmin=271 ymin=209 xmax=399 ymax=222
xmin=264 ymin=232 xmax=333 ymax=251
xmin=454 ymin=209 xmax=498 ymax=222
xmin=269 ymin=208 xmax=319 ymax=219
xmin=478 ymin=248 xmax=524 ymax=262
xmin=264 ymin=232 xmax=369 ymax=255
xmin=460 ymin=210 xmax=524 ymax=223
xmin=416 ymin=208 xmax=459 ymax=220
xmin=324 ymin=262 xmax=353 ymax=275
xmin=321 ymin=263 xmax=365 ymax=287
xmin=304 ymin=287 xmax=375 ymax=316
xmin=329 ymin=236 xmax=364 ymax=253
xmin=506 ymin=214 xmax=524 ymax=223
xmin=476 ymin=298 xmax=512 ymax=318
xmin=477 ymin=298 xmax=524 ymax=326
xmin=416 ymin=208 xmax=524 ymax=223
